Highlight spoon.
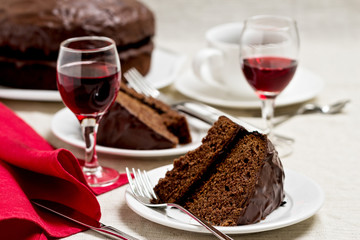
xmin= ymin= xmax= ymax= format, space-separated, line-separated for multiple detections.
xmin=295 ymin=99 xmax=350 ymax=115
xmin=274 ymin=99 xmax=350 ymax=127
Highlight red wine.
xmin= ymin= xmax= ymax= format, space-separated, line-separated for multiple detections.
xmin=57 ymin=61 xmax=120 ymax=116
xmin=242 ymin=57 xmax=297 ymax=98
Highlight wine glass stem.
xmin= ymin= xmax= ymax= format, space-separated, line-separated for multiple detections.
xmin=261 ymin=98 xmax=275 ymax=138
xmin=80 ymin=118 xmax=100 ymax=170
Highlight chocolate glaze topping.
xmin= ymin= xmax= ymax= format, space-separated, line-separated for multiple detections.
xmin=237 ymin=137 xmax=285 ymax=225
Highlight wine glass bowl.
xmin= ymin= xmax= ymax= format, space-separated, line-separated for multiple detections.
xmin=239 ymin=15 xmax=300 ymax=157
xmin=57 ymin=36 xmax=121 ymax=187
xmin=242 ymin=57 xmax=298 ymax=99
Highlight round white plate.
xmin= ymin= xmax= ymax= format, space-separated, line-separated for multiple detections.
xmin=125 ymin=164 xmax=324 ymax=234
xmin=51 ymin=108 xmax=208 ymax=157
xmin=0 ymin=48 xmax=186 ymax=102
xmin=175 ymin=67 xmax=324 ymax=109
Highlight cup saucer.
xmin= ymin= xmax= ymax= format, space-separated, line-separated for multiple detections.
xmin=174 ymin=67 xmax=324 ymax=109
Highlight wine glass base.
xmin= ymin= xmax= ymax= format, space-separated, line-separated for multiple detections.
xmin=83 ymin=166 xmax=120 ymax=187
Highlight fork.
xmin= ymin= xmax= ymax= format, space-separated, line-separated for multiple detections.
xmin=125 ymin=167 xmax=234 ymax=240
xmin=123 ymin=68 xmax=294 ymax=143
xmin=124 ymin=68 xmax=162 ymax=99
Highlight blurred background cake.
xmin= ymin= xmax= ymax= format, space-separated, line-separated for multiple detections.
xmin=0 ymin=0 xmax=155 ymax=90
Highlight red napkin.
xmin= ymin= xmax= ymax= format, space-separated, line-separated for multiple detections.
xmin=0 ymin=103 xmax=128 ymax=240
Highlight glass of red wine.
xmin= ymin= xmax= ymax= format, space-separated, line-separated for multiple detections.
xmin=57 ymin=36 xmax=121 ymax=187
xmin=239 ymin=15 xmax=299 ymax=157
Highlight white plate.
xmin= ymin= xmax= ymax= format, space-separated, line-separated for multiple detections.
xmin=175 ymin=67 xmax=324 ymax=109
xmin=0 ymin=86 xmax=61 ymax=102
xmin=51 ymin=108 xmax=208 ymax=157
xmin=125 ymin=164 xmax=324 ymax=234
xmin=147 ymin=47 xmax=186 ymax=89
xmin=0 ymin=48 xmax=186 ymax=102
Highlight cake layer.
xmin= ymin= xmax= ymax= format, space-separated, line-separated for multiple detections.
xmin=119 ymin=83 xmax=192 ymax=144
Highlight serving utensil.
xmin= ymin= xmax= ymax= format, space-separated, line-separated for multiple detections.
xmin=125 ymin=168 xmax=234 ymax=240
xmin=31 ymin=199 xmax=139 ymax=240
xmin=124 ymin=68 xmax=294 ymax=143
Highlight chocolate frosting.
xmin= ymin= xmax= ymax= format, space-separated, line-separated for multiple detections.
xmin=237 ymin=138 xmax=285 ymax=225
xmin=0 ymin=0 xmax=155 ymax=55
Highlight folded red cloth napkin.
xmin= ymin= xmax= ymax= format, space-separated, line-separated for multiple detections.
xmin=0 ymin=103 xmax=128 ymax=240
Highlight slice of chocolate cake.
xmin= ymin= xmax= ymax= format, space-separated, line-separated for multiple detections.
xmin=152 ymin=116 xmax=284 ymax=226
xmin=97 ymin=83 xmax=192 ymax=150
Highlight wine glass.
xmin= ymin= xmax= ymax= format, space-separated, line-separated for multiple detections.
xmin=239 ymin=15 xmax=299 ymax=157
xmin=57 ymin=36 xmax=121 ymax=187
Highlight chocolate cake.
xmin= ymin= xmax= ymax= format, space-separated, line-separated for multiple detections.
xmin=153 ymin=116 xmax=285 ymax=226
xmin=0 ymin=0 xmax=155 ymax=90
xmin=97 ymin=83 xmax=192 ymax=150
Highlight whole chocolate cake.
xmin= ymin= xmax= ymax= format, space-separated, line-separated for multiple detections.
xmin=97 ymin=83 xmax=192 ymax=150
xmin=0 ymin=0 xmax=155 ymax=90
xmin=152 ymin=116 xmax=285 ymax=226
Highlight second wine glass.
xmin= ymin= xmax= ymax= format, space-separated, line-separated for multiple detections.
xmin=57 ymin=36 xmax=121 ymax=187
xmin=239 ymin=15 xmax=300 ymax=157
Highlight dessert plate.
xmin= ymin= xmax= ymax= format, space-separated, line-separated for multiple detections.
xmin=51 ymin=108 xmax=208 ymax=157
xmin=0 ymin=48 xmax=186 ymax=102
xmin=125 ymin=164 xmax=324 ymax=234
xmin=175 ymin=67 xmax=324 ymax=109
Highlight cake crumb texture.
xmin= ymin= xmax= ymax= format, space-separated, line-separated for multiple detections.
xmin=153 ymin=116 xmax=244 ymax=203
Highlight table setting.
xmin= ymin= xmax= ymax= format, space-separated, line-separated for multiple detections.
xmin=0 ymin=0 xmax=359 ymax=239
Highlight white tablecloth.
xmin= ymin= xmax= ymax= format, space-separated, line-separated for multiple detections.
xmin=2 ymin=0 xmax=360 ymax=239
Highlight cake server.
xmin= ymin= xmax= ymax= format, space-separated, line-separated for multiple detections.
xmin=31 ymin=199 xmax=139 ymax=240
xmin=172 ymin=101 xmax=294 ymax=143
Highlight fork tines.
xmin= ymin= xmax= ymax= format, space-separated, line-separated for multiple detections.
xmin=124 ymin=68 xmax=160 ymax=98
xmin=125 ymin=167 xmax=158 ymax=200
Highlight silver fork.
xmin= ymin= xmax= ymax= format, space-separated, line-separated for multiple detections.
xmin=125 ymin=167 xmax=234 ymax=240
xmin=124 ymin=68 xmax=161 ymax=99
xmin=123 ymin=68 xmax=294 ymax=143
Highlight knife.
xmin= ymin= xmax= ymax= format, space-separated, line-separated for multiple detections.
xmin=31 ymin=199 xmax=139 ymax=240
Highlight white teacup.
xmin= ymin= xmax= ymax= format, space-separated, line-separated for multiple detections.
xmin=192 ymin=22 xmax=256 ymax=98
